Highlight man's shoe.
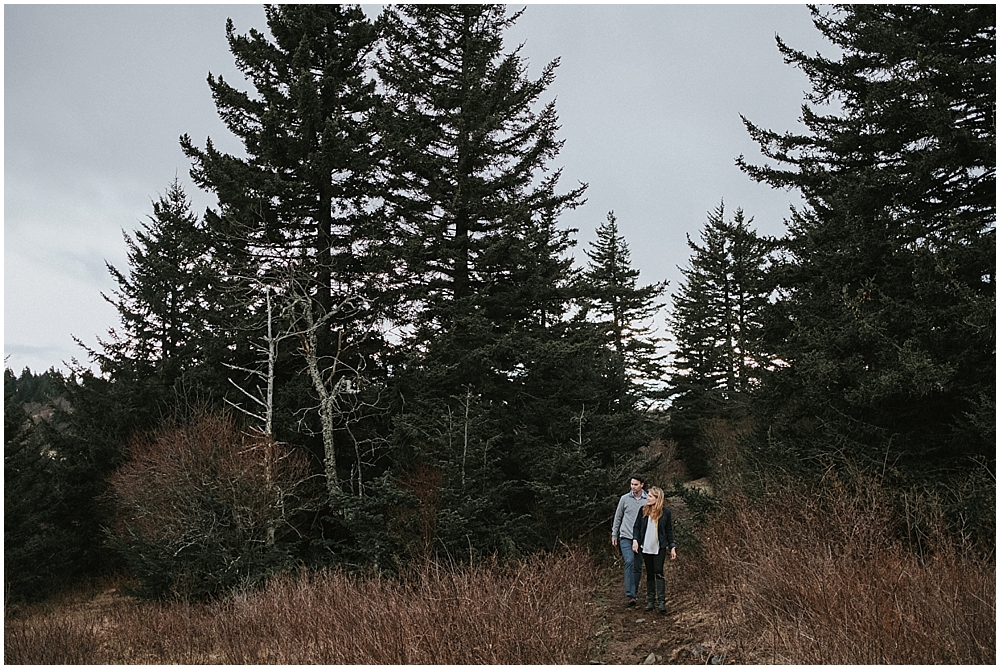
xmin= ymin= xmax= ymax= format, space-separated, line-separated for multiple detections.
xmin=627 ymin=596 xmax=637 ymax=607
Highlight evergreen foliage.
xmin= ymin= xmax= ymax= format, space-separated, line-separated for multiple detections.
xmin=180 ymin=4 xmax=391 ymax=500
xmin=96 ymin=179 xmax=218 ymax=385
xmin=737 ymin=4 xmax=995 ymax=482
xmin=180 ymin=3 xmax=385 ymax=332
xmin=580 ymin=211 xmax=668 ymax=405
xmin=72 ymin=179 xmax=235 ymax=487
xmin=4 ymin=366 xmax=64 ymax=405
xmin=377 ymin=4 xmax=585 ymax=360
xmin=4 ymin=368 xmax=116 ymax=601
xmin=666 ymin=203 xmax=775 ymax=476
xmin=4 ymin=369 xmax=63 ymax=601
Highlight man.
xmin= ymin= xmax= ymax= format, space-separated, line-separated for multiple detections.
xmin=611 ymin=475 xmax=648 ymax=606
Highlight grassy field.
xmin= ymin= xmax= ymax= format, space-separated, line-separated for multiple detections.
xmin=6 ymin=482 xmax=994 ymax=664
xmin=5 ymin=550 xmax=598 ymax=664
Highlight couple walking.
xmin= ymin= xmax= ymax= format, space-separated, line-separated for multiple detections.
xmin=611 ymin=474 xmax=676 ymax=612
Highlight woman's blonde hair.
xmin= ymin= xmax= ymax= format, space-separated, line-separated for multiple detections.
xmin=642 ymin=486 xmax=664 ymax=522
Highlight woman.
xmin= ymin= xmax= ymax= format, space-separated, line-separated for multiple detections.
xmin=631 ymin=486 xmax=676 ymax=613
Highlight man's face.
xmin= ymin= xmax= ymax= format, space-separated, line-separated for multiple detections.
xmin=630 ymin=478 xmax=643 ymax=495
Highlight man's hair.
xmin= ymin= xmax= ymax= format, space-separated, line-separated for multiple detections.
xmin=630 ymin=474 xmax=645 ymax=485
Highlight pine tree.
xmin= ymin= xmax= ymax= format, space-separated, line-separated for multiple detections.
xmin=181 ymin=5 xmax=383 ymax=323
xmin=666 ymin=203 xmax=775 ymax=476
xmin=181 ymin=5 xmax=388 ymax=498
xmin=738 ymin=5 xmax=995 ymax=478
xmin=580 ymin=211 xmax=668 ymax=405
xmin=669 ymin=204 xmax=773 ymax=399
xmin=94 ymin=178 xmax=218 ymax=387
xmin=378 ymin=4 xmax=585 ymax=365
xmin=377 ymin=4 xmax=601 ymax=557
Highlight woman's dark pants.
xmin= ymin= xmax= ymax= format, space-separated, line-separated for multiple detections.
xmin=642 ymin=549 xmax=667 ymax=611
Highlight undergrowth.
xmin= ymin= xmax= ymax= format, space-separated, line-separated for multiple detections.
xmin=679 ymin=475 xmax=995 ymax=664
xmin=5 ymin=548 xmax=598 ymax=664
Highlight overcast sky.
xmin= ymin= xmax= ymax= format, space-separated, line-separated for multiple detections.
xmin=4 ymin=3 xmax=832 ymax=376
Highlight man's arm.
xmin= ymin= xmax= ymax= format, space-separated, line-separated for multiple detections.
xmin=611 ymin=496 xmax=625 ymax=545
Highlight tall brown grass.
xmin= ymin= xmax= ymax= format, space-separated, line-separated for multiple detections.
xmin=5 ymin=548 xmax=598 ymax=664
xmin=682 ymin=476 xmax=996 ymax=664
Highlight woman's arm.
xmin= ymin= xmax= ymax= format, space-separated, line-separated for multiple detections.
xmin=665 ymin=509 xmax=677 ymax=559
xmin=632 ymin=510 xmax=645 ymax=546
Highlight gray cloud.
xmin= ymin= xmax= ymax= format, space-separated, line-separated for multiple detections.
xmin=4 ymin=4 xmax=830 ymax=375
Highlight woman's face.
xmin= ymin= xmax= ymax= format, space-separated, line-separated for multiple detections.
xmin=649 ymin=492 xmax=660 ymax=503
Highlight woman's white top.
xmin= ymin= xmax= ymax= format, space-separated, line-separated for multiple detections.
xmin=642 ymin=516 xmax=660 ymax=554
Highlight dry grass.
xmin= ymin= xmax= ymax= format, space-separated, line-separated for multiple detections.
xmin=5 ymin=548 xmax=598 ymax=664
xmin=683 ymin=478 xmax=996 ymax=664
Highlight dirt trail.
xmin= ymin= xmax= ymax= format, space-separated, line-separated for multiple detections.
xmin=586 ymin=558 xmax=723 ymax=665
xmin=586 ymin=479 xmax=730 ymax=665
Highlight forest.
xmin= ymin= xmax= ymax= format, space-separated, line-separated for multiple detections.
xmin=5 ymin=4 xmax=995 ymax=663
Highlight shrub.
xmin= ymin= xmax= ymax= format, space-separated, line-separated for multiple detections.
xmin=107 ymin=413 xmax=314 ymax=600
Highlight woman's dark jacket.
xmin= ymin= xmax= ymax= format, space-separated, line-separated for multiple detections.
xmin=631 ymin=508 xmax=675 ymax=551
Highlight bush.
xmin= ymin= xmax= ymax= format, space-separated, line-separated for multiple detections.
xmin=107 ymin=413 xmax=315 ymax=600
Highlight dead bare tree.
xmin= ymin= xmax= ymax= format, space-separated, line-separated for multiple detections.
xmin=206 ymin=207 xmax=390 ymax=504
xmin=281 ymin=271 xmax=388 ymax=502
xmin=224 ymin=282 xmax=299 ymax=437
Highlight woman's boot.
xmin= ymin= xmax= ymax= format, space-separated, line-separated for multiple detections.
xmin=655 ymin=579 xmax=666 ymax=613
xmin=644 ymin=579 xmax=656 ymax=611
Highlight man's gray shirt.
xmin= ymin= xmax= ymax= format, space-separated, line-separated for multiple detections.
xmin=612 ymin=489 xmax=648 ymax=541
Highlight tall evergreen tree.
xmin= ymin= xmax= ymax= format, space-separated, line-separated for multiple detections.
xmin=666 ymin=203 xmax=774 ymax=476
xmin=94 ymin=178 xmax=218 ymax=388
xmin=181 ymin=4 xmax=383 ymax=322
xmin=738 ymin=5 xmax=995 ymax=479
xmin=377 ymin=4 xmax=585 ymax=371
xmin=580 ymin=211 xmax=668 ymax=405
xmin=181 ymin=5 xmax=389 ymax=498
xmin=377 ymin=5 xmax=609 ymax=558
xmin=668 ymin=204 xmax=774 ymax=402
